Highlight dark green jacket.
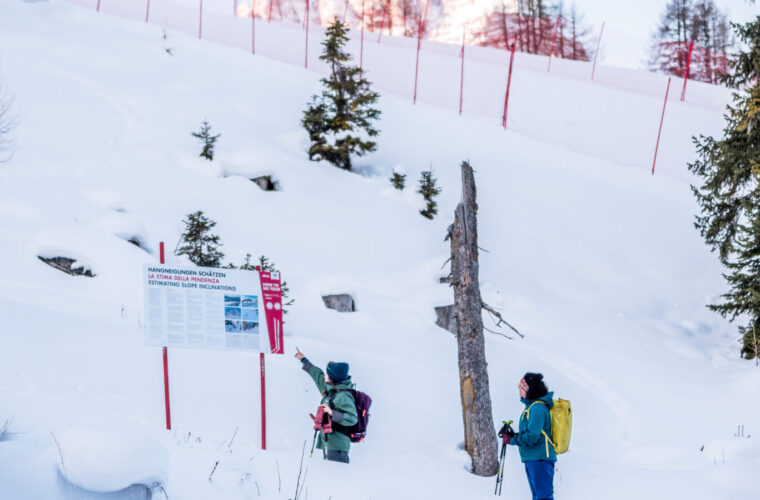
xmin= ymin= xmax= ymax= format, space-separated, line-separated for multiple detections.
xmin=510 ymin=392 xmax=557 ymax=463
xmin=302 ymin=358 xmax=358 ymax=453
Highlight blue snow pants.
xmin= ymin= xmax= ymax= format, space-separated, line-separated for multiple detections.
xmin=524 ymin=460 xmax=555 ymax=500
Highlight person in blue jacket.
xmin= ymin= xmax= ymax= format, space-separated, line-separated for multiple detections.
xmin=503 ymin=372 xmax=556 ymax=500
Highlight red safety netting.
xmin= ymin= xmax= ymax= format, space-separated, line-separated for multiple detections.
xmin=62 ymin=0 xmax=732 ymax=182
xmin=474 ymin=13 xmax=589 ymax=61
xmin=652 ymin=40 xmax=728 ymax=85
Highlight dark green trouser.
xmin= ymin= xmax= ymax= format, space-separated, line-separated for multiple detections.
xmin=326 ymin=450 xmax=349 ymax=463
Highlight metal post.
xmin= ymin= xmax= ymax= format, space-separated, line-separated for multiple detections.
xmin=459 ymin=26 xmax=466 ymax=115
xmin=547 ymin=16 xmax=561 ymax=72
xmin=260 ymin=352 xmax=266 ymax=449
xmin=251 ymin=0 xmax=255 ymax=54
xmin=412 ymin=0 xmax=431 ymax=104
xmin=159 ymin=241 xmax=172 ymax=431
xmin=652 ymin=77 xmax=671 ymax=175
xmin=360 ymin=0 xmax=365 ymax=70
xmin=681 ymin=40 xmax=694 ymax=102
xmin=591 ymin=22 xmax=604 ymax=81
xmin=304 ymin=0 xmax=309 ymax=69
xmin=502 ymin=37 xmax=517 ymax=129
xmin=199 ymin=0 xmax=203 ymax=39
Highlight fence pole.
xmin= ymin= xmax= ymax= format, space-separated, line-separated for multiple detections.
xmin=145 ymin=0 xmax=150 ymax=22
xmin=591 ymin=21 xmax=605 ymax=80
xmin=268 ymin=0 xmax=273 ymax=22
xmin=459 ymin=26 xmax=466 ymax=116
xmin=234 ymin=0 xmax=237 ymax=16
xmin=547 ymin=16 xmax=561 ymax=72
xmin=377 ymin=0 xmax=389 ymax=43
xmin=251 ymin=0 xmax=255 ymax=54
xmin=343 ymin=0 xmax=350 ymax=23
xmin=502 ymin=36 xmax=517 ymax=129
xmin=360 ymin=0 xmax=365 ymax=70
xmin=681 ymin=40 xmax=695 ymax=102
xmin=304 ymin=0 xmax=309 ymax=69
xmin=652 ymin=77 xmax=671 ymax=175
xmin=199 ymin=0 xmax=203 ymax=39
xmin=96 ymin=0 xmax=101 ymax=12
xmin=412 ymin=0 xmax=431 ymax=104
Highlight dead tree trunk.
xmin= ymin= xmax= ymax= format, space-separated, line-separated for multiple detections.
xmin=447 ymin=161 xmax=498 ymax=476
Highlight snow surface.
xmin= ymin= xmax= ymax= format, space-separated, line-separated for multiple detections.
xmin=51 ymin=425 xmax=168 ymax=493
xmin=0 ymin=0 xmax=758 ymax=498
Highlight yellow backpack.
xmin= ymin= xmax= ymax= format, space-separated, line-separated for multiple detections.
xmin=531 ymin=398 xmax=572 ymax=455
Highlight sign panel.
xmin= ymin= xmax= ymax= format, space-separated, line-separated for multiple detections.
xmin=143 ymin=264 xmax=284 ymax=353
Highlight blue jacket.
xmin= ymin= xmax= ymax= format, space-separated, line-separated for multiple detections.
xmin=510 ymin=392 xmax=557 ymax=463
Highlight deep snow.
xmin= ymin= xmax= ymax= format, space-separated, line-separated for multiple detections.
xmin=0 ymin=0 xmax=758 ymax=498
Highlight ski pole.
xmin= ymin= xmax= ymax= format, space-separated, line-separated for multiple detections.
xmin=494 ymin=420 xmax=514 ymax=496
xmin=309 ymin=428 xmax=319 ymax=457
xmin=498 ymin=421 xmax=514 ymax=495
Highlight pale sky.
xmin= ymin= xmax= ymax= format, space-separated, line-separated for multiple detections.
xmin=572 ymin=0 xmax=757 ymax=37
xmin=567 ymin=0 xmax=758 ymax=67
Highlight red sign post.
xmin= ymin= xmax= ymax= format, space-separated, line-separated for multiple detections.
xmin=159 ymin=242 xmax=172 ymax=431
xmin=256 ymin=267 xmax=284 ymax=449
xmin=260 ymin=352 xmax=266 ymax=449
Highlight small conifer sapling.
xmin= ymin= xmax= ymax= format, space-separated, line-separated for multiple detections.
xmin=418 ymin=167 xmax=441 ymax=220
xmin=192 ymin=120 xmax=220 ymax=161
xmin=391 ymin=169 xmax=406 ymax=190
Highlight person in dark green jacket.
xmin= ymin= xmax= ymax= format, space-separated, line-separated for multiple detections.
xmin=504 ymin=372 xmax=556 ymax=500
xmin=295 ymin=347 xmax=358 ymax=464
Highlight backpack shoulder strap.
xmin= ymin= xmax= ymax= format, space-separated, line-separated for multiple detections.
xmin=522 ymin=400 xmax=548 ymax=421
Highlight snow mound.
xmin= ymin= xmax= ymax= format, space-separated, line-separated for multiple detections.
xmin=52 ymin=425 xmax=168 ymax=493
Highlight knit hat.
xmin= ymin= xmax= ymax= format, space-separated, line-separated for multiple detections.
xmin=522 ymin=372 xmax=548 ymax=401
xmin=326 ymin=362 xmax=349 ymax=382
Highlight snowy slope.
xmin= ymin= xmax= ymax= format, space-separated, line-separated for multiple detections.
xmin=0 ymin=0 xmax=758 ymax=499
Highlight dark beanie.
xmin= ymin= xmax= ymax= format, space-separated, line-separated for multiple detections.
xmin=326 ymin=362 xmax=349 ymax=382
xmin=523 ymin=372 xmax=548 ymax=401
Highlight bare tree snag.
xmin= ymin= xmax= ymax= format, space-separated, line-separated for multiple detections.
xmin=446 ymin=161 xmax=498 ymax=476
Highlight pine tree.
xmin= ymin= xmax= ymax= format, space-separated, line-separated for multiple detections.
xmin=239 ymin=253 xmax=256 ymax=271
xmin=418 ymin=167 xmax=441 ymax=219
xmin=175 ymin=210 xmax=225 ymax=267
xmin=688 ymin=8 xmax=760 ymax=360
xmin=390 ymin=169 xmax=406 ymax=190
xmin=301 ymin=19 xmax=381 ymax=171
xmin=192 ymin=119 xmax=220 ymax=161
